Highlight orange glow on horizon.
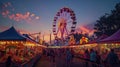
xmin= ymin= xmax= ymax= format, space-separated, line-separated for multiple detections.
xmin=76 ymin=26 xmax=94 ymax=36
xmin=44 ymin=33 xmax=54 ymax=42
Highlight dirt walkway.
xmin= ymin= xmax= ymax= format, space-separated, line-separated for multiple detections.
xmin=35 ymin=55 xmax=84 ymax=67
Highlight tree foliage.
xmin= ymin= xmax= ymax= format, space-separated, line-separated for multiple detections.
xmin=94 ymin=3 xmax=120 ymax=37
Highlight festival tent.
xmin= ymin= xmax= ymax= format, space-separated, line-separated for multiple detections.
xmin=100 ymin=29 xmax=120 ymax=43
xmin=88 ymin=34 xmax=108 ymax=44
xmin=22 ymin=34 xmax=40 ymax=45
xmin=0 ymin=27 xmax=43 ymax=65
xmin=96 ymin=34 xmax=108 ymax=42
xmin=0 ymin=26 xmax=37 ymax=47
xmin=0 ymin=26 xmax=26 ymax=41
xmin=96 ymin=29 xmax=120 ymax=52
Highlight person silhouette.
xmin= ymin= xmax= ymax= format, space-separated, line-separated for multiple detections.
xmin=6 ymin=56 xmax=12 ymax=67
xmin=106 ymin=49 xmax=119 ymax=67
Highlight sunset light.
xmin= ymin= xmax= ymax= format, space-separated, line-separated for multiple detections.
xmin=0 ymin=0 xmax=120 ymax=67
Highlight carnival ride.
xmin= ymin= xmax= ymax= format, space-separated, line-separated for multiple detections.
xmin=28 ymin=32 xmax=41 ymax=43
xmin=53 ymin=7 xmax=77 ymax=40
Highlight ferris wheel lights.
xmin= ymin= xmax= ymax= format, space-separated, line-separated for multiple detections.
xmin=53 ymin=25 xmax=56 ymax=27
xmin=53 ymin=31 xmax=56 ymax=32
xmin=73 ymin=22 xmax=77 ymax=24
xmin=70 ymin=13 xmax=75 ymax=16
xmin=67 ymin=10 xmax=70 ymax=12
xmin=72 ymin=14 xmax=75 ymax=16
xmin=57 ymin=12 xmax=60 ymax=14
xmin=60 ymin=9 xmax=63 ymax=13
xmin=54 ymin=19 xmax=56 ymax=21
xmin=64 ymin=8 xmax=69 ymax=11
xmin=56 ymin=13 xmax=60 ymax=16
xmin=53 ymin=7 xmax=77 ymax=41
xmin=56 ymin=12 xmax=60 ymax=16
xmin=71 ymin=27 xmax=75 ymax=28
xmin=70 ymin=13 xmax=74 ymax=16
xmin=71 ymin=30 xmax=75 ymax=32
xmin=70 ymin=10 xmax=74 ymax=13
xmin=54 ymin=17 xmax=57 ymax=19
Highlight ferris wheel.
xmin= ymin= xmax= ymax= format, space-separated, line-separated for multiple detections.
xmin=53 ymin=7 xmax=77 ymax=39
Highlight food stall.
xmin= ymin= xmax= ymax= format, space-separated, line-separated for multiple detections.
xmin=0 ymin=27 xmax=44 ymax=67
xmin=96 ymin=29 xmax=120 ymax=60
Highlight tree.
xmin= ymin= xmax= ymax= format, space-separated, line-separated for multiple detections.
xmin=94 ymin=2 xmax=120 ymax=37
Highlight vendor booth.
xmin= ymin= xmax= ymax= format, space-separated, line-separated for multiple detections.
xmin=99 ymin=29 xmax=120 ymax=51
xmin=0 ymin=27 xmax=43 ymax=66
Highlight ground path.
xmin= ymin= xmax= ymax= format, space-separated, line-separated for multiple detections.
xmin=35 ymin=55 xmax=85 ymax=67
xmin=34 ymin=53 xmax=120 ymax=67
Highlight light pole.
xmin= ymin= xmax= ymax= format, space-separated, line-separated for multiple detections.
xmin=49 ymin=30 xmax=52 ymax=45
xmin=43 ymin=32 xmax=45 ymax=45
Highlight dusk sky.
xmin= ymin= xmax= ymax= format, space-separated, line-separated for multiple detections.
xmin=0 ymin=0 xmax=120 ymax=41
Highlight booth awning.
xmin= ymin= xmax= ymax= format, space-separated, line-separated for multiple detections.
xmin=0 ymin=26 xmax=26 ymax=41
xmin=100 ymin=29 xmax=120 ymax=42
xmin=88 ymin=34 xmax=108 ymax=44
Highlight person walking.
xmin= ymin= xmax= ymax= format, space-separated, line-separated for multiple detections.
xmin=6 ymin=56 xmax=12 ymax=67
xmin=50 ymin=49 xmax=56 ymax=67
xmin=90 ymin=49 xmax=97 ymax=67
xmin=96 ymin=51 xmax=102 ymax=66
xmin=84 ymin=49 xmax=90 ymax=67
xmin=66 ymin=48 xmax=72 ymax=67
xmin=105 ymin=49 xmax=119 ymax=67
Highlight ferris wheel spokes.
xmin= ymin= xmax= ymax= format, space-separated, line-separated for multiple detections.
xmin=53 ymin=7 xmax=77 ymax=40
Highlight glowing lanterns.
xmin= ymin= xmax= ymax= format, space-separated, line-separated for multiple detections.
xmin=80 ymin=36 xmax=88 ymax=44
xmin=69 ymin=35 xmax=76 ymax=45
xmin=24 ymin=41 xmax=36 ymax=47
xmin=0 ymin=41 xmax=6 ymax=44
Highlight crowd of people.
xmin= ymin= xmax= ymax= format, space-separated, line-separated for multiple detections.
xmin=0 ymin=46 xmax=43 ymax=67
xmin=42 ymin=48 xmax=74 ymax=67
xmin=1 ymin=45 xmax=119 ymax=67
xmin=82 ymin=48 xmax=119 ymax=67
xmin=42 ymin=47 xmax=120 ymax=67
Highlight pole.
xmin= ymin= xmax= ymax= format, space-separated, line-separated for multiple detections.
xmin=49 ymin=30 xmax=52 ymax=45
xmin=39 ymin=32 xmax=41 ymax=44
xmin=43 ymin=34 xmax=44 ymax=41
xmin=50 ymin=32 xmax=51 ymax=45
